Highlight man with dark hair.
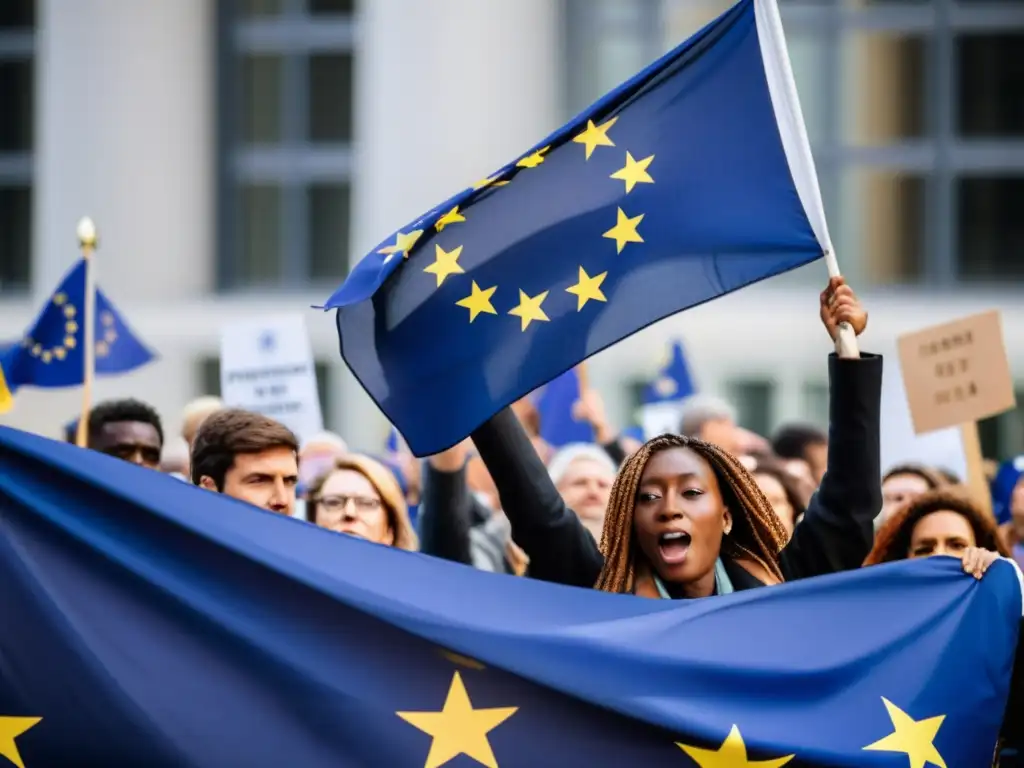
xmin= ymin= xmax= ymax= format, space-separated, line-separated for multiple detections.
xmin=87 ymin=398 xmax=164 ymax=470
xmin=190 ymin=408 xmax=300 ymax=516
xmin=771 ymin=423 xmax=828 ymax=485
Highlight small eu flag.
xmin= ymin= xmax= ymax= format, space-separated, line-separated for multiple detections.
xmin=535 ymin=369 xmax=595 ymax=448
xmin=642 ymin=340 xmax=696 ymax=406
xmin=0 ymin=425 xmax=1021 ymax=766
xmin=0 ymin=259 xmax=155 ymax=412
xmin=323 ymin=0 xmax=834 ymax=456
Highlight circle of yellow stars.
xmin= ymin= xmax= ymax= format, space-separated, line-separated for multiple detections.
xmin=372 ymin=114 xmax=658 ymax=334
xmin=18 ymin=293 xmax=119 ymax=365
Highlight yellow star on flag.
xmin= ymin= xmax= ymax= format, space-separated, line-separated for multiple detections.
xmin=423 ymin=244 xmax=465 ymax=287
xmin=396 ymin=671 xmax=517 ymax=768
xmin=456 ymin=281 xmax=498 ymax=322
xmin=863 ymin=698 xmax=947 ymax=768
xmin=434 ymin=206 xmax=465 ymax=232
xmin=603 ymin=207 xmax=645 ymax=254
xmin=516 ymin=146 xmax=549 ymax=169
xmin=677 ymin=725 xmax=794 ymax=768
xmin=473 ymin=175 xmax=509 ymax=190
xmin=573 ymin=116 xmax=618 ymax=160
xmin=610 ymin=151 xmax=654 ymax=193
xmin=0 ymin=716 xmax=42 ymax=768
xmin=565 ymin=266 xmax=608 ymax=311
xmin=508 ymin=290 xmax=550 ymax=331
xmin=377 ymin=229 xmax=424 ymax=259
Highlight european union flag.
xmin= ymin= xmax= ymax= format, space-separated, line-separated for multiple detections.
xmin=1 ymin=426 xmax=1022 ymax=767
xmin=0 ymin=259 xmax=154 ymax=412
xmin=535 ymin=369 xmax=595 ymax=448
xmin=643 ymin=341 xmax=696 ymax=405
xmin=323 ymin=0 xmax=833 ymax=456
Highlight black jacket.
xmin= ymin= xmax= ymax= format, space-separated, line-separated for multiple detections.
xmin=470 ymin=353 xmax=884 ymax=589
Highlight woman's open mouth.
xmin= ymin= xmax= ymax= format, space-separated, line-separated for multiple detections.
xmin=658 ymin=531 xmax=691 ymax=565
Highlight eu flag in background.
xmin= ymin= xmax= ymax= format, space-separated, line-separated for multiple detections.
xmin=323 ymin=0 xmax=834 ymax=456
xmin=535 ymin=369 xmax=595 ymax=448
xmin=640 ymin=340 xmax=698 ymax=439
xmin=0 ymin=259 xmax=154 ymax=412
xmin=0 ymin=426 xmax=1021 ymax=766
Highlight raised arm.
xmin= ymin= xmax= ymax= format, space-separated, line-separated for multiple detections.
xmin=470 ymin=408 xmax=604 ymax=587
xmin=781 ymin=278 xmax=883 ymax=580
xmin=417 ymin=442 xmax=476 ymax=566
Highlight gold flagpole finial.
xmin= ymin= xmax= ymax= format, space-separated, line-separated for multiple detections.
xmin=76 ymin=217 xmax=98 ymax=252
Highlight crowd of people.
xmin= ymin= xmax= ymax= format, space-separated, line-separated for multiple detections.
xmin=57 ymin=277 xmax=1023 ymax=757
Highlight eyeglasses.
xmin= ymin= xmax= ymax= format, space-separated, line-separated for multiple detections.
xmin=314 ymin=494 xmax=383 ymax=514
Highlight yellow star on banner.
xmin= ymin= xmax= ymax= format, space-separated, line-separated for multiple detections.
xmin=610 ymin=151 xmax=655 ymax=193
xmin=508 ymin=290 xmax=550 ymax=331
xmin=678 ymin=725 xmax=794 ymax=768
xmin=456 ymin=281 xmax=498 ymax=322
xmin=565 ymin=266 xmax=607 ymax=311
xmin=473 ymin=175 xmax=510 ymax=190
xmin=435 ymin=206 xmax=465 ymax=232
xmin=516 ymin=146 xmax=549 ymax=169
xmin=397 ymin=671 xmax=517 ymax=768
xmin=377 ymin=229 xmax=424 ymax=259
xmin=0 ymin=716 xmax=42 ymax=768
xmin=863 ymin=698 xmax=947 ymax=768
xmin=603 ymin=207 xmax=645 ymax=254
xmin=573 ymin=116 xmax=618 ymax=160
xmin=424 ymin=244 xmax=465 ymax=287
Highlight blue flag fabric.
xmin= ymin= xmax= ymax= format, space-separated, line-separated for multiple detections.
xmin=1 ymin=426 xmax=1021 ymax=767
xmin=322 ymin=0 xmax=830 ymax=456
xmin=535 ymin=369 xmax=595 ymax=448
xmin=0 ymin=259 xmax=154 ymax=412
xmin=642 ymin=340 xmax=697 ymax=405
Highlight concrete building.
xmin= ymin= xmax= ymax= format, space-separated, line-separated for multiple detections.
xmin=1 ymin=0 xmax=1022 ymax=459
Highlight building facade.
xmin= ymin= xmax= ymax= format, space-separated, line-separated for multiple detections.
xmin=1 ymin=0 xmax=1023 ymax=459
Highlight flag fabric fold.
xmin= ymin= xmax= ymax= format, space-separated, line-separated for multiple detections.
xmin=0 ymin=426 xmax=1021 ymax=767
xmin=322 ymin=0 xmax=832 ymax=456
xmin=0 ymin=259 xmax=154 ymax=412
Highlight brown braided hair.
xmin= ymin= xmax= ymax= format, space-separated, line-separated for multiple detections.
xmin=865 ymin=487 xmax=1008 ymax=565
xmin=594 ymin=434 xmax=789 ymax=594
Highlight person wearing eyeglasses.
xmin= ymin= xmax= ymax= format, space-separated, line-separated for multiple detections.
xmin=305 ymin=454 xmax=418 ymax=551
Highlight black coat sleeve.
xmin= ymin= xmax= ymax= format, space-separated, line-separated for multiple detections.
xmin=1001 ymin=621 xmax=1024 ymax=754
xmin=417 ymin=462 xmax=474 ymax=566
xmin=470 ymin=408 xmax=604 ymax=587
xmin=779 ymin=353 xmax=883 ymax=581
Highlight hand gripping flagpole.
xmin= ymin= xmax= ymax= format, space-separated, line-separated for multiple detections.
xmin=825 ymin=250 xmax=861 ymax=359
xmin=74 ymin=217 xmax=98 ymax=448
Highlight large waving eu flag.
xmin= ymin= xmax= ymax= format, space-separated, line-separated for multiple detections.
xmin=0 ymin=259 xmax=154 ymax=412
xmin=322 ymin=0 xmax=833 ymax=456
xmin=1 ymin=426 xmax=1021 ymax=767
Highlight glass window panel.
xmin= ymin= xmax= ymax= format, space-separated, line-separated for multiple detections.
xmin=844 ymin=170 xmax=924 ymax=285
xmin=239 ymin=55 xmax=283 ymax=145
xmin=957 ymin=176 xmax=1024 ymax=281
xmin=842 ymin=32 xmax=926 ymax=146
xmin=957 ymin=33 xmax=1024 ymax=139
xmin=0 ymin=0 xmax=33 ymax=28
xmin=802 ymin=381 xmax=829 ymax=430
xmin=309 ymin=0 xmax=355 ymax=14
xmin=786 ymin=33 xmax=829 ymax=147
xmin=978 ymin=391 xmax=1024 ymax=461
xmin=0 ymin=59 xmax=33 ymax=152
xmin=308 ymin=183 xmax=351 ymax=280
xmin=308 ymin=53 xmax=353 ymax=143
xmin=239 ymin=0 xmax=284 ymax=17
xmin=726 ymin=379 xmax=775 ymax=438
xmin=237 ymin=185 xmax=283 ymax=285
xmin=0 ymin=186 xmax=31 ymax=291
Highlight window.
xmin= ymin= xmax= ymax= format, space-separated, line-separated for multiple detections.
xmin=978 ymin=388 xmax=1024 ymax=461
xmin=957 ymin=176 xmax=1024 ymax=280
xmin=199 ymin=357 xmax=334 ymax=427
xmin=218 ymin=0 xmax=355 ymax=290
xmin=726 ymin=379 xmax=775 ymax=440
xmin=957 ymin=33 xmax=1024 ymax=139
xmin=0 ymin=0 xmax=33 ymax=293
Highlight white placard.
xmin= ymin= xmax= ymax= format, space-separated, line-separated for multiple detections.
xmin=640 ymin=401 xmax=683 ymax=441
xmin=219 ymin=314 xmax=324 ymax=444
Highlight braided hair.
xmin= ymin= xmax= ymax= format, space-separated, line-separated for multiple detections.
xmin=594 ymin=434 xmax=788 ymax=594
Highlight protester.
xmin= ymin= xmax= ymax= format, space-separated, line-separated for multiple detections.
xmin=86 ymin=398 xmax=163 ymax=470
xmin=305 ymin=454 xmax=417 ymax=550
xmin=879 ymin=463 xmax=947 ymax=525
xmin=547 ymin=443 xmax=616 ymax=542
xmin=180 ymin=396 xmax=224 ymax=449
xmin=747 ymin=454 xmax=807 ymax=537
xmin=298 ymin=430 xmax=348 ymax=498
xmin=470 ymin=277 xmax=881 ymax=596
xmin=993 ymin=456 xmax=1024 ymax=569
xmin=771 ymin=423 xmax=828 ymax=485
xmin=190 ymin=408 xmax=299 ymax=516
xmin=678 ymin=394 xmax=742 ymax=458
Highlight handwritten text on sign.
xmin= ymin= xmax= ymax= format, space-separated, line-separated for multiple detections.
xmin=897 ymin=310 xmax=1016 ymax=435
